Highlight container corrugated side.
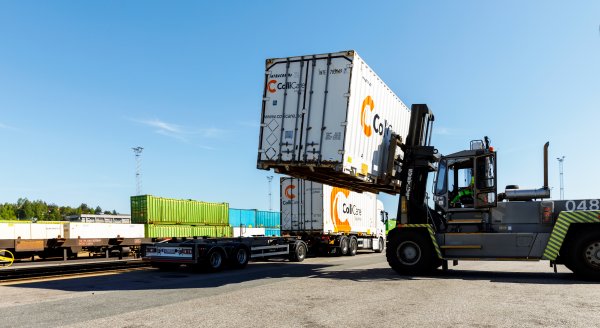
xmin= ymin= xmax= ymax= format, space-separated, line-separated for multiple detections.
xmin=228 ymin=208 xmax=256 ymax=227
xmin=258 ymin=50 xmax=410 ymax=194
xmin=256 ymin=211 xmax=280 ymax=228
xmin=264 ymin=228 xmax=281 ymax=237
xmin=131 ymin=195 xmax=229 ymax=225
xmin=144 ymin=224 xmax=232 ymax=238
xmin=281 ymin=177 xmax=379 ymax=235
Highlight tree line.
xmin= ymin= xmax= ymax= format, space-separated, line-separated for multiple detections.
xmin=0 ymin=198 xmax=119 ymax=221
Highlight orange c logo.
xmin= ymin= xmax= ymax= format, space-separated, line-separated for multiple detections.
xmin=330 ymin=187 xmax=351 ymax=233
xmin=267 ymin=80 xmax=277 ymax=93
xmin=361 ymin=96 xmax=374 ymax=137
xmin=284 ymin=185 xmax=296 ymax=199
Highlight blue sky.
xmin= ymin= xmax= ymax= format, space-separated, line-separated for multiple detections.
xmin=0 ymin=1 xmax=598 ymax=215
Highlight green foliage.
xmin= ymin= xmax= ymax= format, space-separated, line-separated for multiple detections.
xmin=0 ymin=198 xmax=120 ymax=220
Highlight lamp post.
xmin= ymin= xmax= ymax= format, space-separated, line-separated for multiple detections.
xmin=132 ymin=147 xmax=144 ymax=195
xmin=267 ymin=176 xmax=274 ymax=211
xmin=557 ymin=156 xmax=565 ymax=200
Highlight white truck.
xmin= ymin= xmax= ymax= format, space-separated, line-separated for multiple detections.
xmin=281 ymin=177 xmax=387 ymax=255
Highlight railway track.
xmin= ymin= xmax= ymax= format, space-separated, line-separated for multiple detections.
xmin=0 ymin=258 xmax=151 ymax=283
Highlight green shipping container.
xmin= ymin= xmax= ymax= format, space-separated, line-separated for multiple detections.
xmin=131 ymin=195 xmax=229 ymax=225
xmin=144 ymin=224 xmax=232 ymax=238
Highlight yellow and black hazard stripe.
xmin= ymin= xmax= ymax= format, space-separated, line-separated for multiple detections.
xmin=397 ymin=224 xmax=443 ymax=259
xmin=542 ymin=211 xmax=600 ymax=260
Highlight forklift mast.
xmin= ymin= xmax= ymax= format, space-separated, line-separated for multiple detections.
xmin=397 ymin=104 xmax=439 ymax=225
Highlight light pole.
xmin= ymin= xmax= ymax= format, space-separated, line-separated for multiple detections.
xmin=557 ymin=156 xmax=565 ymax=200
xmin=267 ymin=176 xmax=274 ymax=211
xmin=132 ymin=147 xmax=144 ymax=195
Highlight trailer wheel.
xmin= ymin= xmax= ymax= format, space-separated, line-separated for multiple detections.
xmin=347 ymin=237 xmax=358 ymax=256
xmin=386 ymin=229 xmax=436 ymax=275
xmin=337 ymin=236 xmax=349 ymax=256
xmin=289 ymin=241 xmax=307 ymax=262
xmin=565 ymin=230 xmax=600 ymax=280
xmin=374 ymin=237 xmax=385 ymax=253
xmin=230 ymin=246 xmax=250 ymax=269
xmin=206 ymin=249 xmax=225 ymax=272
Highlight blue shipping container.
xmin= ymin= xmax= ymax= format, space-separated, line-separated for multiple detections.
xmin=256 ymin=211 xmax=280 ymax=228
xmin=229 ymin=208 xmax=256 ymax=227
xmin=264 ymin=228 xmax=281 ymax=237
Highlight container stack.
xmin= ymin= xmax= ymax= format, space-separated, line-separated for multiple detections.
xmin=131 ymin=195 xmax=232 ymax=238
xmin=228 ymin=209 xmax=281 ymax=237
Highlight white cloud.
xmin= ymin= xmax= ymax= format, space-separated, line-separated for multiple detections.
xmin=133 ymin=118 xmax=226 ymax=144
xmin=0 ymin=122 xmax=17 ymax=131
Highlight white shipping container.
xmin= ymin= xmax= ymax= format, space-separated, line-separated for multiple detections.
xmin=0 ymin=223 xmax=16 ymax=239
xmin=232 ymin=227 xmax=266 ymax=237
xmin=258 ymin=50 xmax=411 ymax=192
xmin=30 ymin=223 xmax=64 ymax=239
xmin=109 ymin=224 xmax=145 ymax=238
xmin=280 ymin=177 xmax=382 ymax=235
xmin=63 ymin=223 xmax=145 ymax=239
xmin=14 ymin=223 xmax=31 ymax=239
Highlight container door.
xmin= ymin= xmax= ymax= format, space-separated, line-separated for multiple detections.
xmin=260 ymin=54 xmax=353 ymax=164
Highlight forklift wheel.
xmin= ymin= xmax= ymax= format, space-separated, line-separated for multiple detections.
xmin=386 ymin=229 xmax=437 ymax=275
xmin=565 ymin=230 xmax=600 ymax=280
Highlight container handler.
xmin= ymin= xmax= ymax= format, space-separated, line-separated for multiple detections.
xmin=384 ymin=104 xmax=600 ymax=279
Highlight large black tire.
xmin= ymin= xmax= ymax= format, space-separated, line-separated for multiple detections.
xmin=205 ymin=249 xmax=225 ymax=272
xmin=347 ymin=237 xmax=358 ymax=256
xmin=230 ymin=246 xmax=250 ymax=269
xmin=564 ymin=230 xmax=600 ymax=280
xmin=338 ymin=236 xmax=349 ymax=256
xmin=289 ymin=241 xmax=307 ymax=262
xmin=374 ymin=237 xmax=385 ymax=253
xmin=386 ymin=229 xmax=438 ymax=275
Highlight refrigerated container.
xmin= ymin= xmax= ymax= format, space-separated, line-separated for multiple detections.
xmin=280 ymin=177 xmax=387 ymax=255
xmin=258 ymin=50 xmax=411 ymax=194
xmin=131 ymin=195 xmax=229 ymax=225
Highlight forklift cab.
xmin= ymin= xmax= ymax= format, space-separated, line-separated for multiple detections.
xmin=433 ymin=141 xmax=498 ymax=211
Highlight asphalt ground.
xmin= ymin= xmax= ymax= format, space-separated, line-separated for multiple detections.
xmin=0 ymin=252 xmax=598 ymax=328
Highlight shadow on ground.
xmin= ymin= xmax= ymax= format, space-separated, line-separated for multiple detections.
xmin=7 ymin=255 xmax=596 ymax=292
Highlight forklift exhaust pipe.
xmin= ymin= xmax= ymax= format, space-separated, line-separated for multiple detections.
xmin=543 ymin=142 xmax=549 ymax=189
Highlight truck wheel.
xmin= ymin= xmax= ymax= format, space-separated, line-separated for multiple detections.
xmin=347 ymin=237 xmax=358 ymax=256
xmin=206 ymin=249 xmax=225 ymax=272
xmin=565 ymin=230 xmax=600 ymax=280
xmin=338 ymin=236 xmax=349 ymax=256
xmin=386 ymin=229 xmax=436 ymax=275
xmin=289 ymin=241 xmax=307 ymax=262
xmin=374 ymin=237 xmax=385 ymax=253
xmin=230 ymin=246 xmax=250 ymax=269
